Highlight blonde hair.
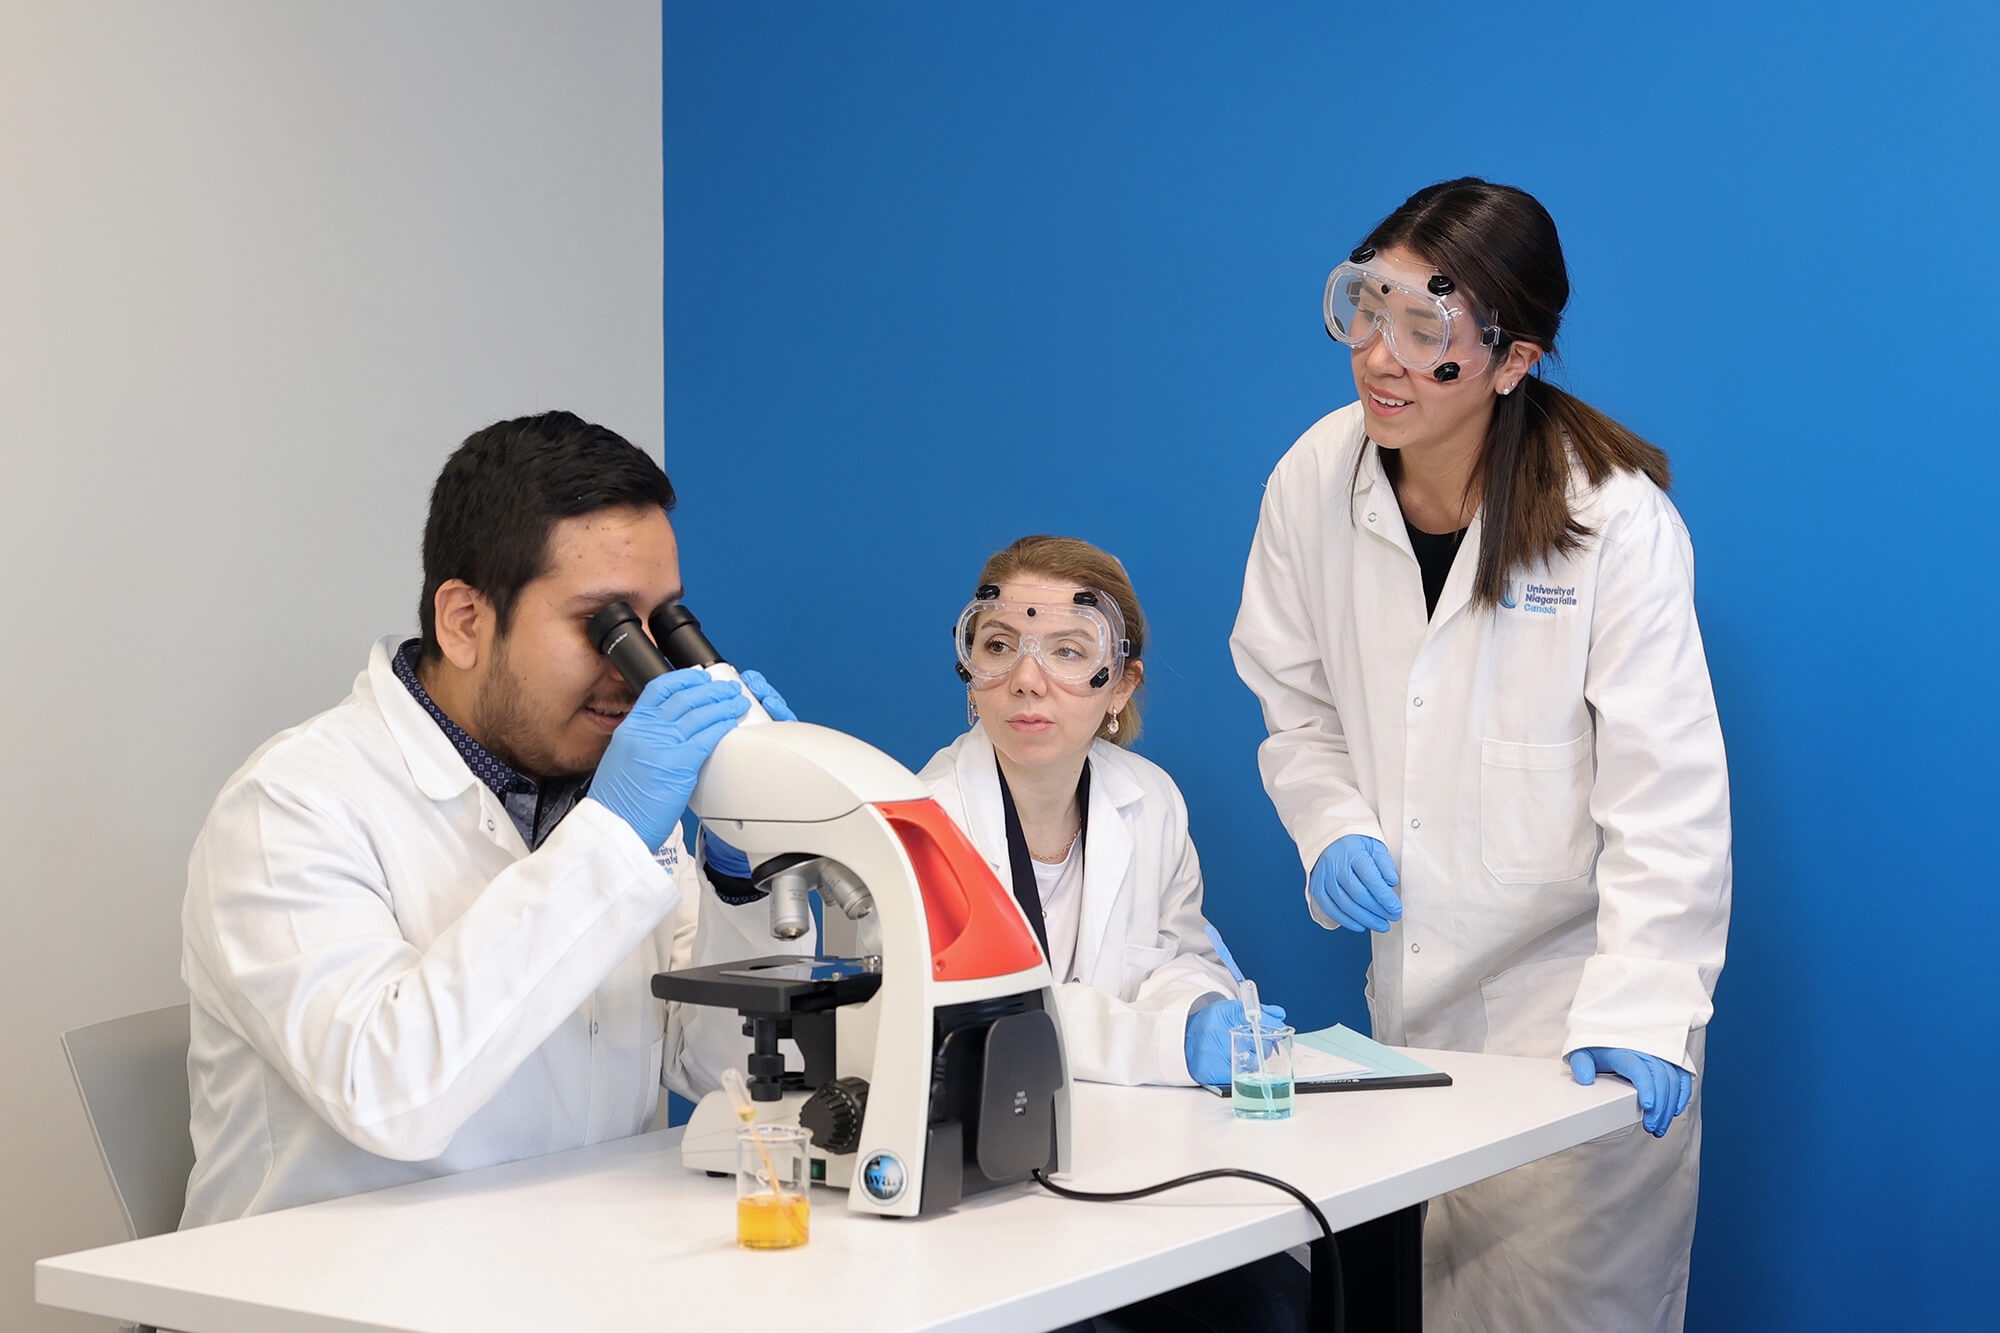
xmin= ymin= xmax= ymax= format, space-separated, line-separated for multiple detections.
xmin=976 ymin=534 xmax=1146 ymax=746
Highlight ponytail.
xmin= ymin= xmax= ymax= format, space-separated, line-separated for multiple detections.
xmin=1454 ymin=375 xmax=1669 ymax=607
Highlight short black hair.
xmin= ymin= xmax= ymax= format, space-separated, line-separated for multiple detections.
xmin=418 ymin=411 xmax=675 ymax=661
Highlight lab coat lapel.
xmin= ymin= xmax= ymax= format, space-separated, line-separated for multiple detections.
xmin=1076 ymin=744 xmax=1138 ymax=983
xmin=1422 ymin=512 xmax=1484 ymax=644
xmin=365 ymin=638 xmax=523 ymax=855
xmin=951 ymin=729 xmax=1012 ymax=880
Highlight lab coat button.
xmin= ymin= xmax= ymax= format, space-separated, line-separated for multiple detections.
xmin=485 ymin=819 xmax=495 ymax=832
xmin=1367 ymin=511 xmax=1378 ymax=523
xmin=1412 ymin=696 xmax=1423 ymax=707
xmin=590 ymin=1020 xmax=599 ymax=1035
xmin=1410 ymin=943 xmax=1421 ymax=953
xmin=1410 ymin=817 xmax=1421 ymax=829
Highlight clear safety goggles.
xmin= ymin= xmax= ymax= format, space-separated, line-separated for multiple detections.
xmin=1323 ymin=246 xmax=1504 ymax=382
xmin=954 ymin=585 xmax=1131 ymax=691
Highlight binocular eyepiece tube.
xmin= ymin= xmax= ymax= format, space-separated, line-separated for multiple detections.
xmin=585 ymin=601 xmax=729 ymax=687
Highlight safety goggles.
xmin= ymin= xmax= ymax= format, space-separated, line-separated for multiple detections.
xmin=1323 ymin=246 xmax=1503 ymax=382
xmin=954 ymin=585 xmax=1131 ymax=691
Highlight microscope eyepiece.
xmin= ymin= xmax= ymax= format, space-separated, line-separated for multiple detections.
xmin=649 ymin=602 xmax=724 ymax=670
xmin=587 ymin=601 xmax=672 ymax=690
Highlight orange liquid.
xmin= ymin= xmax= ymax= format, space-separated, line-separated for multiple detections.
xmin=736 ymin=1191 xmax=810 ymax=1249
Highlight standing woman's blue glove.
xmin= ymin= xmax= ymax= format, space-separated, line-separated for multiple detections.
xmin=1568 ymin=1047 xmax=1694 ymax=1138
xmin=589 ymin=668 xmax=750 ymax=852
xmin=1184 ymin=999 xmax=1288 ymax=1085
xmin=737 ymin=669 xmax=796 ymax=722
xmin=1309 ymin=835 xmax=1403 ymax=933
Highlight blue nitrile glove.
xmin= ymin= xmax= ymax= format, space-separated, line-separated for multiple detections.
xmin=1568 ymin=1047 xmax=1694 ymax=1138
xmin=1309 ymin=835 xmax=1403 ymax=933
xmin=1184 ymin=999 xmax=1288 ymax=1085
xmin=738 ymin=669 xmax=797 ymax=722
xmin=589 ymin=668 xmax=749 ymax=852
xmin=701 ymin=826 xmax=753 ymax=878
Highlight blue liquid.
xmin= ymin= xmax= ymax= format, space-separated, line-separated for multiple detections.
xmin=1232 ymin=1072 xmax=1295 ymax=1119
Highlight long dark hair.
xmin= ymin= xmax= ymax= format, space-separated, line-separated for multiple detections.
xmin=1357 ymin=178 xmax=1670 ymax=607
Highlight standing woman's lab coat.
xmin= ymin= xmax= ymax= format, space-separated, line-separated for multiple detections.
xmin=1230 ymin=403 xmax=1731 ymax=1333
xmin=919 ymin=728 xmax=1237 ymax=1086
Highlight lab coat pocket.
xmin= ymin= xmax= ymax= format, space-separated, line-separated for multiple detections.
xmin=1479 ymin=733 xmax=1596 ymax=885
xmin=1120 ymin=945 xmax=1176 ymax=999
xmin=1477 ymin=954 xmax=1585 ymax=1058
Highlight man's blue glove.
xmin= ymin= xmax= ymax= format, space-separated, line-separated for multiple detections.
xmin=1309 ymin=835 xmax=1403 ymax=933
xmin=738 ymin=669 xmax=797 ymax=722
xmin=590 ymin=668 xmax=749 ymax=852
xmin=1568 ymin=1047 xmax=1694 ymax=1138
xmin=1184 ymin=999 xmax=1288 ymax=1086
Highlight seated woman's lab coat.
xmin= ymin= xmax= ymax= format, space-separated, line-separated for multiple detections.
xmin=918 ymin=727 xmax=1237 ymax=1086
xmin=180 ymin=637 xmax=788 ymax=1226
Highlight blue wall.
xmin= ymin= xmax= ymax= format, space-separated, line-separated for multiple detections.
xmin=663 ymin=5 xmax=1999 ymax=1327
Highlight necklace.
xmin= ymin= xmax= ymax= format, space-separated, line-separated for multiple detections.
xmin=1029 ymin=824 xmax=1081 ymax=864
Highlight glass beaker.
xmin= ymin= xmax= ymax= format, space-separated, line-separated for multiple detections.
xmin=1230 ymin=1023 xmax=1296 ymax=1120
xmin=735 ymin=1124 xmax=812 ymax=1249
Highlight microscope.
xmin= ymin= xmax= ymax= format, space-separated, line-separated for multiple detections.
xmin=588 ymin=601 xmax=1072 ymax=1219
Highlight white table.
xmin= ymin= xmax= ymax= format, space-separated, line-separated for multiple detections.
xmin=38 ymin=1048 xmax=1633 ymax=1332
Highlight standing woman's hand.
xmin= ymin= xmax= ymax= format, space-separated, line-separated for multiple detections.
xmin=1309 ymin=835 xmax=1403 ymax=933
xmin=1568 ymin=1048 xmax=1694 ymax=1138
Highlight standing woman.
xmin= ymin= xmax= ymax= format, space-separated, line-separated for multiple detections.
xmin=1231 ymin=178 xmax=1730 ymax=1332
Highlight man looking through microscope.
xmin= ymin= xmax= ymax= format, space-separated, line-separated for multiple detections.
xmin=180 ymin=410 xmax=796 ymax=1226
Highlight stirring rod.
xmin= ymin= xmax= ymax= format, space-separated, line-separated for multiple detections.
xmin=722 ymin=1068 xmax=805 ymax=1243
xmin=1240 ymin=978 xmax=1268 ymax=1089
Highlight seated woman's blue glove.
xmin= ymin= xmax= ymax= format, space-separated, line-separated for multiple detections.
xmin=738 ymin=669 xmax=797 ymax=722
xmin=589 ymin=668 xmax=749 ymax=852
xmin=1184 ymin=999 xmax=1288 ymax=1085
xmin=1568 ymin=1047 xmax=1694 ymax=1138
xmin=1309 ymin=835 xmax=1403 ymax=933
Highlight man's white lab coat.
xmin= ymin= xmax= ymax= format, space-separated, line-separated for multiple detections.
xmin=180 ymin=637 xmax=788 ymax=1226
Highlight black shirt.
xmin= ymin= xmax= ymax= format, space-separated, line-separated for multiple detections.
xmin=1404 ymin=518 xmax=1468 ymax=619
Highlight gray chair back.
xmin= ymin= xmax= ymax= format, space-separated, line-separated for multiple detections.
xmin=60 ymin=1003 xmax=194 ymax=1241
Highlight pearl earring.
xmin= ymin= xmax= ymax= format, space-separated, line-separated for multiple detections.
xmin=967 ymin=695 xmax=979 ymax=727
xmin=1106 ymin=711 xmax=1120 ymax=736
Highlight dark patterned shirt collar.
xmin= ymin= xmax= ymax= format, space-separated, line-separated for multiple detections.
xmin=392 ymin=639 xmax=593 ymax=849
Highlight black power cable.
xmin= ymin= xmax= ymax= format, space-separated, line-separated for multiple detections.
xmin=1030 ymin=1167 xmax=1343 ymax=1333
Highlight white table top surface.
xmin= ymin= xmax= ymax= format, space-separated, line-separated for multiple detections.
xmin=39 ymin=1047 xmax=1634 ymax=1333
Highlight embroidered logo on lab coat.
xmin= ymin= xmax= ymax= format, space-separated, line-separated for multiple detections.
xmin=1514 ymin=583 xmax=1578 ymax=615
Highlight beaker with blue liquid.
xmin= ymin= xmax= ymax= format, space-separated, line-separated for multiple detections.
xmin=1230 ymin=1022 xmax=1296 ymax=1119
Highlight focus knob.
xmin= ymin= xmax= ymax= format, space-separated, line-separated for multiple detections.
xmin=799 ymin=1077 xmax=869 ymax=1155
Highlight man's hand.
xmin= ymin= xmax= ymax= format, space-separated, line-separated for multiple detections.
xmin=590 ymin=668 xmax=748 ymax=851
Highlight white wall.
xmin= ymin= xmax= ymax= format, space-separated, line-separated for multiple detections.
xmin=0 ymin=4 xmax=662 ymax=1327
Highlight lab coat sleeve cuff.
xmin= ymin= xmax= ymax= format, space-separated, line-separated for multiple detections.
xmin=1563 ymin=953 xmax=1713 ymax=1070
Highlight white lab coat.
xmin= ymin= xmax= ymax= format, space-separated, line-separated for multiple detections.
xmin=180 ymin=636 xmax=793 ymax=1226
xmin=1230 ymin=403 xmax=1731 ymax=1333
xmin=919 ymin=728 xmax=1237 ymax=1087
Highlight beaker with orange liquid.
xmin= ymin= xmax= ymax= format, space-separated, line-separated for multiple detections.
xmin=735 ymin=1124 xmax=811 ymax=1250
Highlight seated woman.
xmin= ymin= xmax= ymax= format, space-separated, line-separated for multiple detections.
xmin=926 ymin=536 xmax=1307 ymax=1333
xmin=922 ymin=534 xmax=1280 ymax=1089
